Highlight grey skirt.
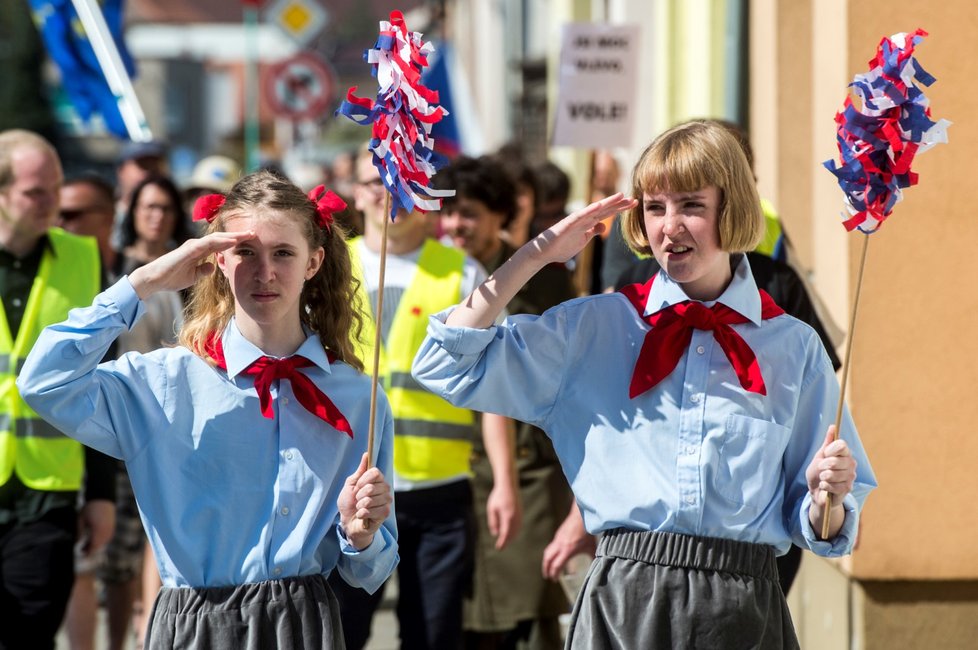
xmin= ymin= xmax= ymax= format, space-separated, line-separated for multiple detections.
xmin=144 ymin=573 xmax=345 ymax=650
xmin=566 ymin=529 xmax=798 ymax=650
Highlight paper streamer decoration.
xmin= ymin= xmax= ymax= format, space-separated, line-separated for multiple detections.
xmin=818 ymin=28 xmax=949 ymax=541
xmin=336 ymin=10 xmax=455 ymax=219
xmin=823 ymin=28 xmax=950 ymax=233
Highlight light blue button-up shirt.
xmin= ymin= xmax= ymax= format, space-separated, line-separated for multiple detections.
xmin=18 ymin=278 xmax=397 ymax=591
xmin=413 ymin=255 xmax=876 ymax=557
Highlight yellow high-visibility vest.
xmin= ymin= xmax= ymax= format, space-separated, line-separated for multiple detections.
xmin=0 ymin=228 xmax=100 ymax=491
xmin=754 ymin=198 xmax=784 ymax=260
xmin=349 ymin=238 xmax=475 ymax=482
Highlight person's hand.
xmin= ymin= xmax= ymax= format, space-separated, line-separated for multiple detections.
xmin=486 ymin=479 xmax=522 ymax=550
xmin=128 ymin=230 xmax=255 ymax=299
xmin=337 ymin=453 xmax=393 ymax=550
xmin=806 ymin=425 xmax=857 ymax=539
xmin=78 ymin=499 xmax=116 ymax=557
xmin=806 ymin=425 xmax=857 ymax=509
xmin=542 ymin=506 xmax=596 ymax=580
xmin=526 ymin=193 xmax=637 ymax=267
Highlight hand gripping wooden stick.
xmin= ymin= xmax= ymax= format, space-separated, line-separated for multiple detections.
xmin=363 ymin=194 xmax=392 ymax=531
xmin=820 ymin=233 xmax=869 ymax=539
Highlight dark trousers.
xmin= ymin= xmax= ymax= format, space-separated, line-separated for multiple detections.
xmin=777 ymin=544 xmax=803 ymax=595
xmin=0 ymin=506 xmax=77 ymax=650
xmin=330 ymin=480 xmax=475 ymax=650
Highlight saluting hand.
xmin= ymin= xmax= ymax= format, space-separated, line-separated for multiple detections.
xmin=447 ymin=193 xmax=637 ymax=330
xmin=526 ymin=192 xmax=637 ymax=266
xmin=338 ymin=453 xmax=393 ymax=550
xmin=128 ymin=230 xmax=256 ymax=299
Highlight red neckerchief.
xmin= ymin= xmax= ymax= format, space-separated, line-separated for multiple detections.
xmin=620 ymin=273 xmax=785 ymax=399
xmin=205 ymin=334 xmax=354 ymax=437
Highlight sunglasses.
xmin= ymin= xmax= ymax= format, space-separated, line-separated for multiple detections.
xmin=58 ymin=209 xmax=88 ymax=221
xmin=59 ymin=206 xmax=108 ymax=222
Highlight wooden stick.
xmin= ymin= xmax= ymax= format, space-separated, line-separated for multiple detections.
xmin=360 ymin=194 xmax=392 ymax=532
xmin=366 ymin=193 xmax=391 ymax=469
xmin=820 ymin=233 xmax=870 ymax=539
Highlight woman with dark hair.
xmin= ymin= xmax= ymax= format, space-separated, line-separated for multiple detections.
xmin=115 ymin=175 xmax=193 ymax=277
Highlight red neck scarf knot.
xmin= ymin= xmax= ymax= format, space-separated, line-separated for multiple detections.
xmin=620 ymin=275 xmax=784 ymax=399
xmin=205 ymin=334 xmax=353 ymax=437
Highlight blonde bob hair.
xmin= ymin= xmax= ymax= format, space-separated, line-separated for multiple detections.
xmin=179 ymin=170 xmax=364 ymax=372
xmin=621 ymin=120 xmax=765 ymax=256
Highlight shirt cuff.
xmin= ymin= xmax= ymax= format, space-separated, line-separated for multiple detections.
xmin=799 ymin=492 xmax=859 ymax=557
xmin=110 ymin=276 xmax=147 ymax=328
xmin=425 ymin=308 xmax=498 ymax=355
xmin=336 ymin=525 xmax=384 ymax=561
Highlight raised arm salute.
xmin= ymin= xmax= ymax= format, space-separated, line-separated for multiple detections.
xmin=446 ymin=192 xmax=636 ymax=330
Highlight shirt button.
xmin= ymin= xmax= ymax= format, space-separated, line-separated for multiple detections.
xmin=12 ymin=260 xmax=21 ymax=269
xmin=685 ymin=495 xmax=695 ymax=505
xmin=696 ymin=345 xmax=705 ymax=355
xmin=281 ymin=506 xmax=290 ymax=516
xmin=273 ymin=567 xmax=282 ymax=576
xmin=690 ymin=394 xmax=701 ymax=404
xmin=281 ymin=397 xmax=290 ymax=405
xmin=686 ymin=446 xmax=696 ymax=455
xmin=285 ymin=451 xmax=294 ymax=460
xmin=11 ymin=298 xmax=22 ymax=308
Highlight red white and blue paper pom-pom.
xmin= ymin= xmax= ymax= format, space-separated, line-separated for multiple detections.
xmin=823 ymin=29 xmax=950 ymax=233
xmin=336 ymin=11 xmax=455 ymax=220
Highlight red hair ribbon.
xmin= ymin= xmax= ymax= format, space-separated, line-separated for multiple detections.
xmin=192 ymin=194 xmax=226 ymax=223
xmin=307 ymin=185 xmax=347 ymax=231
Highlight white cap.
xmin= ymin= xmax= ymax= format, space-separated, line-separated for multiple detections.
xmin=187 ymin=156 xmax=241 ymax=193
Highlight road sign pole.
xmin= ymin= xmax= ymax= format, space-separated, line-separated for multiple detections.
xmin=244 ymin=2 xmax=261 ymax=173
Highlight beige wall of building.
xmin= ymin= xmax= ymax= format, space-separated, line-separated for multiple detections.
xmin=752 ymin=0 xmax=978 ymax=646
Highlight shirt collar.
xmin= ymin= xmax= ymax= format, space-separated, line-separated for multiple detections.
xmin=220 ymin=319 xmax=333 ymax=378
xmin=0 ymin=233 xmax=54 ymax=261
xmin=645 ymin=253 xmax=762 ymax=325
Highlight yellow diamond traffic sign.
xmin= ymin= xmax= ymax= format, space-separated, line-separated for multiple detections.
xmin=266 ymin=0 xmax=328 ymax=47
xmin=281 ymin=4 xmax=311 ymax=32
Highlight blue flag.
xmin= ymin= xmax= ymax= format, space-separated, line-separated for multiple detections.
xmin=420 ymin=41 xmax=461 ymax=158
xmin=29 ymin=0 xmax=137 ymax=138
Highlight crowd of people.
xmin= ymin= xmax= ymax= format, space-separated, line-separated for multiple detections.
xmin=1 ymin=120 xmax=875 ymax=650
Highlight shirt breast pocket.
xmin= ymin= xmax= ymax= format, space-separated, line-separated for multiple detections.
xmin=714 ymin=413 xmax=791 ymax=513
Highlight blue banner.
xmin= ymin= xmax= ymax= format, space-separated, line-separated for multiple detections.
xmin=29 ymin=0 xmax=137 ymax=138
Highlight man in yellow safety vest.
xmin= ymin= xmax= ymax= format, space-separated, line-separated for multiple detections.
xmin=327 ymin=147 xmax=520 ymax=650
xmin=0 ymin=130 xmax=116 ymax=649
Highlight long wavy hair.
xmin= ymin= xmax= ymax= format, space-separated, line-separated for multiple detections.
xmin=179 ymin=170 xmax=365 ymax=372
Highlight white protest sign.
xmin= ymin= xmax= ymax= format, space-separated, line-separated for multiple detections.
xmin=552 ymin=23 xmax=641 ymax=149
